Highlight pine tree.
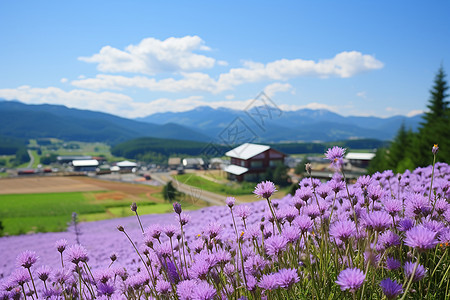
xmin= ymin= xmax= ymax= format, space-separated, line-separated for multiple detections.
xmin=422 ymin=65 xmax=449 ymax=123
xmin=413 ymin=65 xmax=450 ymax=166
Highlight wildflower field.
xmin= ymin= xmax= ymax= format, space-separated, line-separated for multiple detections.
xmin=0 ymin=147 xmax=449 ymax=299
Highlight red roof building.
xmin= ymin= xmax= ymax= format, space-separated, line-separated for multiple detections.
xmin=224 ymin=143 xmax=286 ymax=182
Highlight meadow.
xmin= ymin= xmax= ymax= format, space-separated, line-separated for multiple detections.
xmin=0 ymin=146 xmax=448 ymax=299
xmin=0 ymin=176 xmax=204 ymax=236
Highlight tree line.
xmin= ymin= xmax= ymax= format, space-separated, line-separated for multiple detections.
xmin=368 ymin=65 xmax=449 ymax=174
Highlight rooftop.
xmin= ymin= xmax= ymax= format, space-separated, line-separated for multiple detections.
xmin=225 ymin=143 xmax=271 ymax=160
xmin=345 ymin=152 xmax=376 ymax=160
xmin=224 ymin=164 xmax=248 ymax=175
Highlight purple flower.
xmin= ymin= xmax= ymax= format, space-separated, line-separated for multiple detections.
xmin=380 ymin=278 xmax=403 ymax=299
xmin=258 ymin=273 xmax=280 ymax=291
xmin=156 ymin=279 xmax=171 ymax=295
xmin=364 ymin=211 xmax=392 ymax=232
xmin=385 ymin=257 xmax=401 ymax=270
xmin=328 ymin=179 xmax=345 ymax=194
xmin=36 ymin=265 xmax=52 ymax=282
xmin=97 ymin=282 xmax=115 ymax=297
xmin=164 ymin=224 xmax=179 ymax=238
xmin=405 ymin=193 xmax=432 ymax=218
xmin=177 ymin=280 xmax=197 ymax=300
xmin=192 ymin=280 xmax=216 ymax=300
xmin=66 ymin=244 xmax=88 ymax=265
xmin=404 ymin=261 xmax=427 ymax=282
xmin=16 ymin=250 xmax=38 ymax=269
xmin=397 ymin=218 xmax=415 ymax=232
xmin=329 ymin=220 xmax=356 ymax=243
xmin=178 ymin=212 xmax=191 ymax=226
xmin=382 ymin=198 xmax=402 ymax=216
xmin=295 ymin=215 xmax=313 ymax=233
xmin=225 ymin=196 xmax=236 ymax=208
xmin=276 ymin=268 xmax=300 ymax=288
xmin=295 ymin=187 xmax=313 ymax=202
xmin=325 ymin=146 xmax=346 ymax=169
xmin=282 ymin=225 xmax=301 ymax=243
xmin=432 ymin=144 xmax=439 ymax=155
xmin=236 ymin=204 xmax=251 ymax=219
xmin=404 ymin=226 xmax=438 ymax=250
xmin=254 ymin=181 xmax=277 ymax=199
xmin=265 ymin=235 xmax=288 ymax=257
xmin=55 ymin=239 xmax=68 ymax=253
xmin=335 ymin=268 xmax=365 ymax=292
xmin=11 ymin=268 xmax=30 ymax=286
xmin=378 ymin=230 xmax=401 ymax=249
xmin=173 ymin=202 xmax=182 ymax=214
xmin=145 ymin=224 xmax=163 ymax=240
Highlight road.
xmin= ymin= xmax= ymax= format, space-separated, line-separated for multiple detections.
xmin=150 ymin=172 xmax=239 ymax=206
xmin=26 ymin=150 xmax=34 ymax=168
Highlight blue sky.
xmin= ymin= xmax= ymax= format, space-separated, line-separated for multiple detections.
xmin=1 ymin=1 xmax=449 ymax=118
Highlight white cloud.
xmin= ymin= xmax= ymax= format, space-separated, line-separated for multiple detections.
xmin=407 ymin=109 xmax=423 ymax=117
xmin=73 ymin=50 xmax=384 ymax=94
xmin=263 ymin=82 xmax=293 ymax=98
xmin=60 ymin=78 xmax=68 ymax=83
xmin=78 ymin=36 xmax=218 ymax=75
xmin=279 ymin=102 xmax=338 ymax=112
xmin=356 ymin=91 xmax=366 ymax=98
xmin=71 ymin=73 xmax=222 ymax=93
xmin=217 ymin=51 xmax=384 ymax=87
xmin=225 ymin=94 xmax=235 ymax=100
xmin=0 ymin=86 xmax=137 ymax=116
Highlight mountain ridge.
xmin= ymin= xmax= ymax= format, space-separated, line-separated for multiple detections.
xmin=136 ymin=106 xmax=422 ymax=142
xmin=0 ymin=100 xmax=210 ymax=144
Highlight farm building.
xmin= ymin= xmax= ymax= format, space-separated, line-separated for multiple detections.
xmin=57 ymin=155 xmax=92 ymax=164
xmin=168 ymin=157 xmax=182 ymax=170
xmin=345 ymin=152 xmax=376 ymax=168
xmin=182 ymin=158 xmax=205 ymax=169
xmin=72 ymin=159 xmax=99 ymax=172
xmin=224 ymin=143 xmax=286 ymax=182
xmin=114 ymin=160 xmax=137 ymax=172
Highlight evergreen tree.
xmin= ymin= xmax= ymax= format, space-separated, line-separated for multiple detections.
xmin=386 ymin=122 xmax=415 ymax=173
xmin=163 ymin=181 xmax=179 ymax=203
xmin=413 ymin=65 xmax=450 ymax=166
xmin=367 ymin=147 xmax=389 ymax=174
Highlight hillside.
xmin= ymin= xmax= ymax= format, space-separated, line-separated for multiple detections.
xmin=0 ymin=100 xmax=210 ymax=144
xmin=137 ymin=106 xmax=422 ymax=142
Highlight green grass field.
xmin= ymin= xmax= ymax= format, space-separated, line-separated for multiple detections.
xmin=173 ymin=173 xmax=256 ymax=196
xmin=0 ymin=191 xmax=179 ymax=236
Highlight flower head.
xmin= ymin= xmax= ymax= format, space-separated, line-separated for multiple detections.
xmin=254 ymin=181 xmax=277 ymax=199
xmin=225 ymin=197 xmax=236 ymax=208
xmin=36 ymin=265 xmax=52 ymax=282
xmin=380 ymin=278 xmax=403 ymax=299
xmin=330 ymin=220 xmax=357 ymax=243
xmin=55 ymin=239 xmax=68 ymax=253
xmin=432 ymin=144 xmax=439 ymax=155
xmin=265 ymin=235 xmax=288 ymax=257
xmin=404 ymin=261 xmax=427 ymax=282
xmin=404 ymin=226 xmax=438 ymax=251
xmin=97 ymin=282 xmax=115 ymax=297
xmin=335 ymin=268 xmax=365 ymax=292
xmin=276 ymin=268 xmax=300 ymax=288
xmin=192 ymin=280 xmax=216 ymax=300
xmin=130 ymin=202 xmax=137 ymax=212
xmin=258 ymin=273 xmax=279 ymax=291
xmin=16 ymin=250 xmax=38 ymax=269
xmin=385 ymin=257 xmax=401 ymax=270
xmin=325 ymin=146 xmax=346 ymax=170
xmin=173 ymin=202 xmax=182 ymax=214
xmin=66 ymin=244 xmax=88 ymax=265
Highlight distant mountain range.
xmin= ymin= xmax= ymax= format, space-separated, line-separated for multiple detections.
xmin=0 ymin=100 xmax=210 ymax=144
xmin=137 ymin=106 xmax=423 ymax=142
xmin=0 ymin=99 xmax=423 ymax=144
